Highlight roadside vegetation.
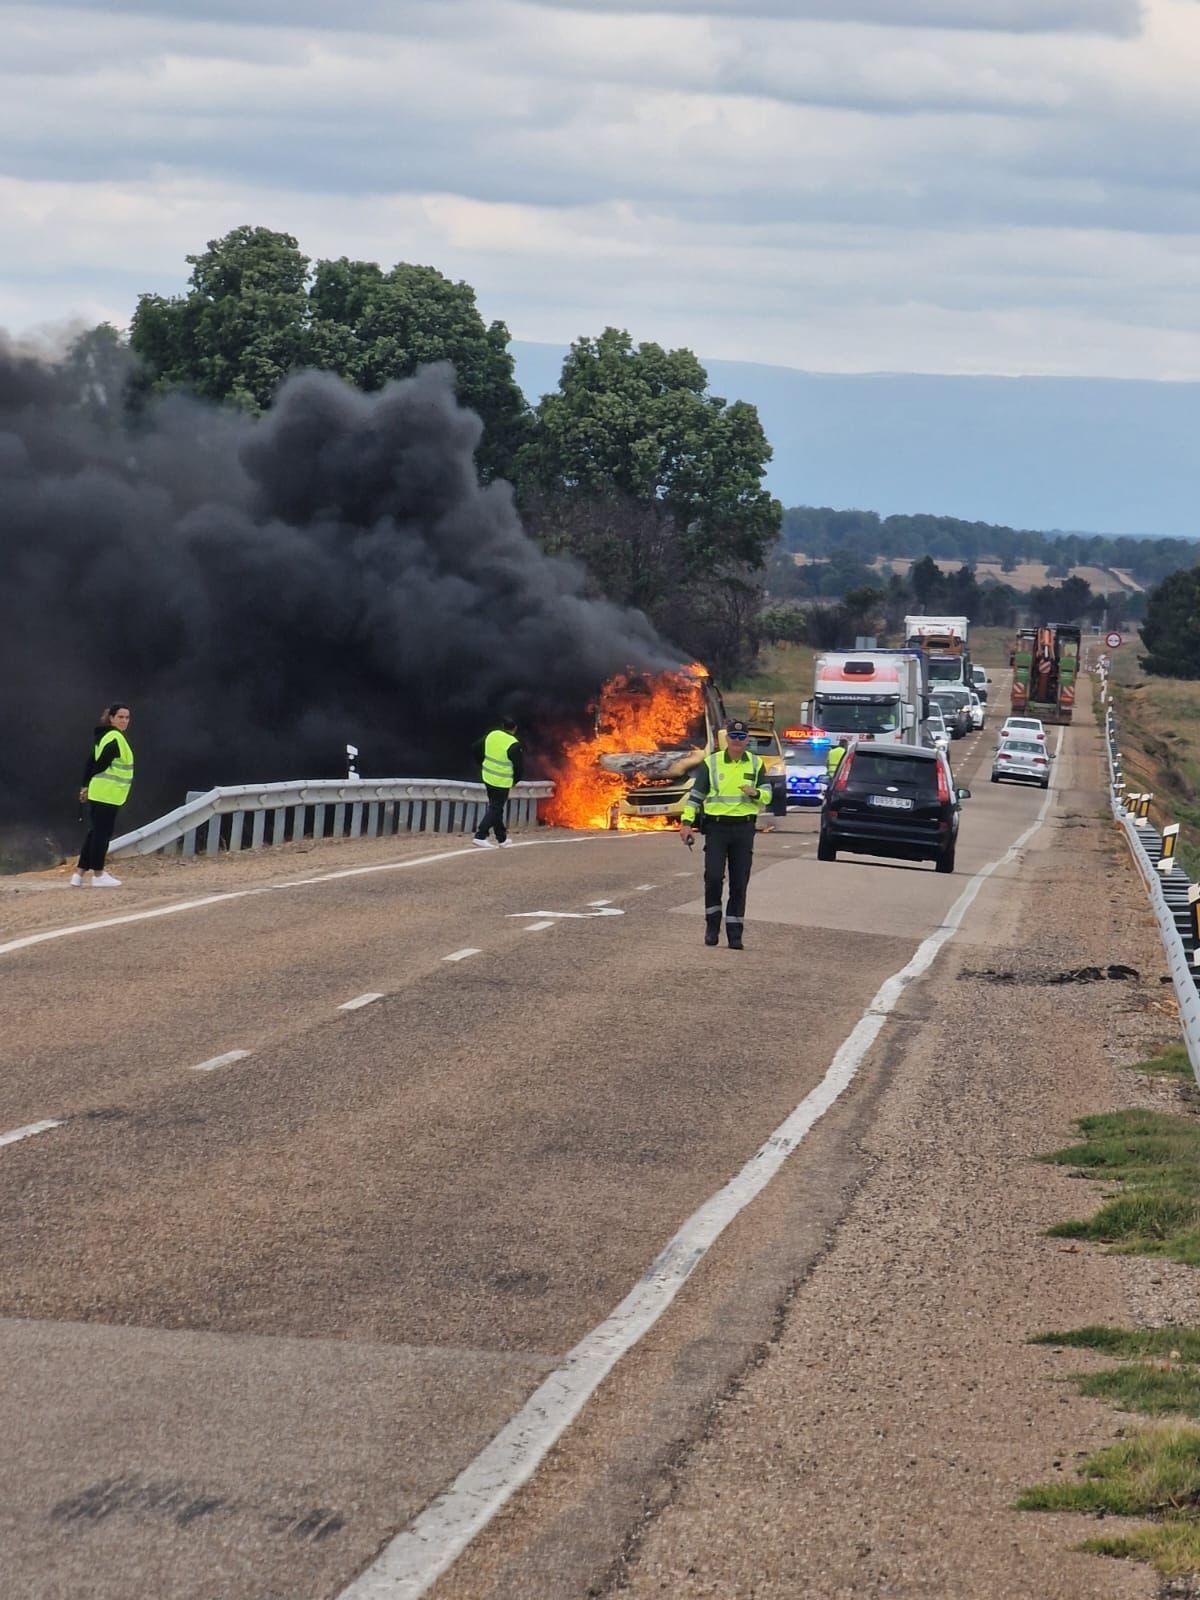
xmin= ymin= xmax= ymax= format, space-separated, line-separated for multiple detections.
xmin=1019 ymin=1043 xmax=1200 ymax=1580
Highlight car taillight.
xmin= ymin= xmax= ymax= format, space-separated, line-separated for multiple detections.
xmin=830 ymin=752 xmax=854 ymax=793
xmin=998 ymin=752 xmax=1010 ymax=760
xmin=1034 ymin=757 xmax=1047 ymax=765
xmin=936 ymin=763 xmax=951 ymax=804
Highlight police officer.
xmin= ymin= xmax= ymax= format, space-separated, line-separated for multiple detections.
xmin=678 ymin=718 xmax=772 ymax=949
xmin=826 ymin=737 xmax=849 ymax=779
xmin=472 ymin=716 xmax=523 ymax=849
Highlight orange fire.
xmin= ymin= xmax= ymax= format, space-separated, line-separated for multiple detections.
xmin=544 ymin=665 xmax=708 ymax=830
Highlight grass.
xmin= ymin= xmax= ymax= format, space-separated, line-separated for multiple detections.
xmin=1031 ymin=1327 xmax=1200 ymax=1361
xmin=1107 ymin=645 xmax=1200 ymax=877
xmin=1129 ymin=1043 xmax=1194 ymax=1079
xmin=728 ymin=642 xmax=817 ymax=730
xmin=1017 ymin=1423 xmax=1200 ymax=1517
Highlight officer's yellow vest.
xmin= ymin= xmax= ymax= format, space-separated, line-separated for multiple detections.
xmin=481 ymin=729 xmax=518 ymax=787
xmin=684 ymin=751 xmax=768 ymax=822
xmin=826 ymin=744 xmax=847 ymax=778
xmin=87 ymin=729 xmax=134 ymax=807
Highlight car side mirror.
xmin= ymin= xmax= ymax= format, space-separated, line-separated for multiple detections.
xmin=957 ymin=787 xmax=971 ymax=800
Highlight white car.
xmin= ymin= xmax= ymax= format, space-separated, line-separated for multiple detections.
xmin=998 ymin=715 xmax=1046 ymax=744
xmin=924 ymin=707 xmax=950 ymax=752
xmin=971 ymin=665 xmax=989 ymax=703
xmin=967 ymin=691 xmax=984 ymax=730
xmin=992 ymin=736 xmax=1052 ymax=788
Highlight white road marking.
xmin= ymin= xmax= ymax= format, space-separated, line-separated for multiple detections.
xmin=634 ymin=884 xmax=657 ymax=891
xmin=522 ymin=920 xmax=555 ymax=933
xmin=190 ymin=1050 xmax=251 ymax=1073
xmin=336 ymin=772 xmax=1059 ymax=1600
xmin=0 ymin=1119 xmax=62 ymax=1150
xmin=508 ymin=908 xmax=624 ymax=921
xmin=443 ymin=948 xmax=482 ymax=963
xmin=0 ymin=834 xmax=655 ymax=964
xmin=587 ymin=898 xmax=614 ymax=906
xmin=338 ymin=993 xmax=384 ymax=1011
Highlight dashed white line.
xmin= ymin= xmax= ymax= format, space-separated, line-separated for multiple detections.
xmin=522 ymin=920 xmax=555 ymax=933
xmin=443 ymin=948 xmax=482 ymax=963
xmin=634 ymin=884 xmax=657 ymax=891
xmin=0 ymin=1119 xmax=62 ymax=1149
xmin=587 ymin=899 xmax=613 ymax=906
xmin=338 ymin=992 xmax=384 ymax=1011
xmin=190 ymin=1050 xmax=251 ymax=1073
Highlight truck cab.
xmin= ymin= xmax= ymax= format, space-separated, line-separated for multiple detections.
xmin=601 ymin=667 xmax=728 ymax=825
xmin=813 ymin=653 xmax=923 ymax=748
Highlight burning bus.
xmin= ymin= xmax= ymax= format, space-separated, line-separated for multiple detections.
xmin=544 ymin=664 xmax=728 ymax=830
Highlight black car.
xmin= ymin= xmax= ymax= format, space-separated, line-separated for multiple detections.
xmin=818 ymin=742 xmax=970 ymax=873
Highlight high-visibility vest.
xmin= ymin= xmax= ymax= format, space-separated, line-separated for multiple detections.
xmin=683 ymin=751 xmax=770 ymax=823
xmin=826 ymin=744 xmax=847 ymax=778
xmin=87 ymin=729 xmax=134 ymax=807
xmin=481 ymin=729 xmax=518 ymax=788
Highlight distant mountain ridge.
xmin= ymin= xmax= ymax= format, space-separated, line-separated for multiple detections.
xmin=510 ymin=341 xmax=1200 ymax=542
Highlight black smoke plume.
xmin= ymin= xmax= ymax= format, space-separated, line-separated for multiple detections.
xmin=0 ymin=349 xmax=677 ymax=863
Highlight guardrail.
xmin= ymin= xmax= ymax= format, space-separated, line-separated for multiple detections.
xmin=1098 ymin=662 xmax=1200 ymax=1084
xmin=108 ymin=778 xmax=555 ymax=860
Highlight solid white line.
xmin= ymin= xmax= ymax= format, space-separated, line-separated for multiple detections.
xmin=338 ymin=993 xmax=384 ymax=1011
xmin=0 ymin=1119 xmax=63 ymax=1149
xmin=334 ymin=774 xmax=1059 ymax=1600
xmin=587 ymin=898 xmax=613 ymax=906
xmin=0 ymin=835 xmax=651 ymax=964
xmin=443 ymin=948 xmax=482 ymax=963
xmin=522 ymin=920 xmax=555 ymax=933
xmin=190 ymin=1050 xmax=251 ymax=1073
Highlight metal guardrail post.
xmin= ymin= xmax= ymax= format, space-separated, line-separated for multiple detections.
xmin=1159 ymin=823 xmax=1180 ymax=872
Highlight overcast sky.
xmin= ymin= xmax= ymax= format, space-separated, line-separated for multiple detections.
xmin=4 ymin=0 xmax=1200 ymax=378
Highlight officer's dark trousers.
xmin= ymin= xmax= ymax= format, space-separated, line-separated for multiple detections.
xmin=78 ymin=800 xmax=120 ymax=871
xmin=475 ymin=785 xmax=510 ymax=843
xmin=703 ymin=817 xmax=756 ymax=935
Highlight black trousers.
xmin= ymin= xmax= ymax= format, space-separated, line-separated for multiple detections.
xmin=78 ymin=800 xmax=120 ymax=871
xmin=475 ymin=785 xmax=510 ymax=843
xmin=703 ymin=818 xmax=756 ymax=930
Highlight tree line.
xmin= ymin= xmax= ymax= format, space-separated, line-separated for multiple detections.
xmin=782 ymin=505 xmax=1197 ymax=590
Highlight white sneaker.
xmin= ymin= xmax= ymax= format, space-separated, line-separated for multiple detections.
xmin=69 ymin=872 xmax=83 ymax=887
xmin=472 ymin=837 xmax=497 ymax=849
xmin=498 ymin=839 xmax=516 ymax=848
xmin=90 ymin=871 xmax=123 ymax=887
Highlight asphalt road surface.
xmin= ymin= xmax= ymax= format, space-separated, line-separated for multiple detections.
xmin=1 ymin=717 xmax=1054 ymax=1600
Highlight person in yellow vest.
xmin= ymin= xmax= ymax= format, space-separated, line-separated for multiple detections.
xmin=678 ymin=718 xmax=772 ymax=949
xmin=826 ymin=737 xmax=849 ymax=779
xmin=472 ymin=716 xmax=523 ymax=849
xmin=71 ymin=703 xmax=134 ymax=887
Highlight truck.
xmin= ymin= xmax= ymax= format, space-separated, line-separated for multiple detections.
xmin=904 ymin=614 xmax=972 ymax=690
xmin=742 ymin=698 xmax=790 ymax=817
xmin=812 ymin=650 xmax=927 ymax=748
xmin=592 ymin=664 xmax=728 ymax=827
xmin=1010 ymin=624 xmax=1081 ymax=725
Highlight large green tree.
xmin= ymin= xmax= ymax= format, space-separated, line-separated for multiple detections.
xmin=517 ymin=328 xmax=780 ymax=678
xmin=130 ymin=226 xmax=530 ymax=479
xmin=1140 ymin=567 xmax=1200 ymax=677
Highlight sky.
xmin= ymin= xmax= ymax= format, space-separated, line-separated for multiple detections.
xmin=3 ymin=0 xmax=1200 ymax=381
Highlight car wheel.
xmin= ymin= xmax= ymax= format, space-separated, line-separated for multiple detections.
xmin=1041 ymin=779 xmax=1050 ymax=789
xmin=935 ymin=844 xmax=956 ymax=874
xmin=817 ymin=833 xmax=837 ymax=862
xmin=990 ymin=774 xmax=1000 ymax=783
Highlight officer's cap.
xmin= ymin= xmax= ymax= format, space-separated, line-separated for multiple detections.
xmin=726 ymin=718 xmax=751 ymax=738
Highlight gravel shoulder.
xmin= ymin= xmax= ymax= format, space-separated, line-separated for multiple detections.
xmin=606 ymin=685 xmax=1182 ymax=1599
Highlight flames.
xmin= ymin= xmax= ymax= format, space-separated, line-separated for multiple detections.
xmin=544 ymin=665 xmax=708 ymax=830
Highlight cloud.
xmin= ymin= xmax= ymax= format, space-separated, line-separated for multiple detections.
xmin=524 ymin=0 xmax=1145 ymax=35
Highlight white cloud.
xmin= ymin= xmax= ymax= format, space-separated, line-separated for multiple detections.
xmin=1 ymin=0 xmax=1200 ymax=380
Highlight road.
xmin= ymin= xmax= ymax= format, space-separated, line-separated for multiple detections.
xmin=1 ymin=718 xmax=1072 ymax=1599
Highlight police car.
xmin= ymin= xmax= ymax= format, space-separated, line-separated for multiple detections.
xmin=781 ymin=726 xmax=832 ymax=807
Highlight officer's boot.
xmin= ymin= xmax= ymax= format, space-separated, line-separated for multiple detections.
xmin=726 ymin=916 xmax=744 ymax=951
xmin=704 ymin=910 xmax=721 ymax=947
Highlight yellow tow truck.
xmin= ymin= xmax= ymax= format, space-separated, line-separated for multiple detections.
xmin=738 ymin=699 xmax=789 ymax=818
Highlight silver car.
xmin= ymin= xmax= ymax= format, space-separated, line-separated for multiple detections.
xmin=991 ymin=737 xmax=1052 ymax=788
xmin=924 ymin=707 xmax=950 ymax=752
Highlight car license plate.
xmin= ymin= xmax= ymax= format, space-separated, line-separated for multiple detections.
xmin=870 ymin=794 xmax=913 ymax=809
xmin=637 ymin=804 xmax=673 ymax=815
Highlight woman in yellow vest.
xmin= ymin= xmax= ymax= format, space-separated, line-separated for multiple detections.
xmin=71 ymin=703 xmax=134 ymax=888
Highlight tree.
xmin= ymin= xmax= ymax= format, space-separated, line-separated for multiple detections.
xmin=519 ymin=328 xmax=779 ymax=580
xmin=1141 ymin=567 xmax=1200 ymax=678
xmin=909 ymin=555 xmax=943 ymax=607
xmin=131 ymin=226 xmax=312 ymax=413
xmin=130 ymin=226 xmax=530 ymax=478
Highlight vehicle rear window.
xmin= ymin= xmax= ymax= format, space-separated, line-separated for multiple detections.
xmin=1002 ymin=741 xmax=1043 ymax=755
xmin=850 ymin=753 xmax=937 ymax=791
